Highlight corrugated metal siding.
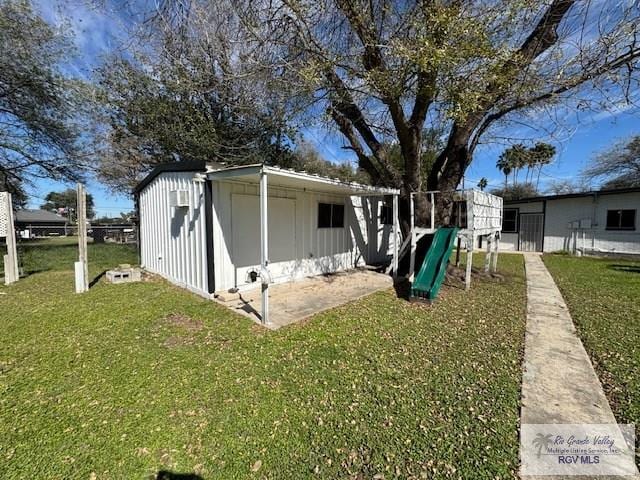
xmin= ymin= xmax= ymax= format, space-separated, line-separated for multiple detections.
xmin=211 ymin=180 xmax=393 ymax=291
xmin=139 ymin=172 xmax=209 ymax=296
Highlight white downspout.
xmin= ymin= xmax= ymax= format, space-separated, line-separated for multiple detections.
xmin=392 ymin=194 xmax=399 ymax=277
xmin=260 ymin=168 xmax=270 ymax=325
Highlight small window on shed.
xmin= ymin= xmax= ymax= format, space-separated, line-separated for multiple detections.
xmin=380 ymin=199 xmax=393 ymax=225
xmin=606 ymin=209 xmax=636 ymax=230
xmin=318 ymin=203 xmax=345 ymax=228
xmin=502 ymin=208 xmax=518 ymax=233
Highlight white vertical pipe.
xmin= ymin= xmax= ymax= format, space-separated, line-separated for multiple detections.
xmin=409 ymin=193 xmax=417 ymax=282
xmin=260 ymin=169 xmax=269 ymax=324
xmin=392 ymin=194 xmax=399 ymax=276
xmin=430 ymin=192 xmax=435 ymax=230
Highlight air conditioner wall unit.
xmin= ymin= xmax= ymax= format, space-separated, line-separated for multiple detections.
xmin=169 ymin=190 xmax=190 ymax=208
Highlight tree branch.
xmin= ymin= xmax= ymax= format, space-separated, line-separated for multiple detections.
xmin=328 ymin=106 xmax=382 ymax=185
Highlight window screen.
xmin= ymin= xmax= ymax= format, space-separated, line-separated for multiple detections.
xmin=502 ymin=208 xmax=518 ymax=233
xmin=318 ymin=203 xmax=332 ymax=228
xmin=318 ymin=203 xmax=345 ymax=228
xmin=606 ymin=209 xmax=636 ymax=230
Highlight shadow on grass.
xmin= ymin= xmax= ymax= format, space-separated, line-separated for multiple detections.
xmin=392 ymin=277 xmax=411 ymax=300
xmin=89 ymin=270 xmax=107 ymax=288
xmin=155 ymin=471 xmax=203 ymax=480
xmin=608 ymin=264 xmax=640 ymax=274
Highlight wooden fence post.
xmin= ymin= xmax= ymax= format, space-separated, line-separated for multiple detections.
xmin=2 ymin=192 xmax=19 ymax=285
xmin=75 ymin=183 xmax=89 ymax=293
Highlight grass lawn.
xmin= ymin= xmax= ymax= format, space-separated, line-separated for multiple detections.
xmin=543 ymin=254 xmax=640 ymax=430
xmin=1 ymin=241 xmax=526 ymax=479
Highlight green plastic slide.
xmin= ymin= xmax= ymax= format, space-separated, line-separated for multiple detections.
xmin=411 ymin=227 xmax=459 ymax=301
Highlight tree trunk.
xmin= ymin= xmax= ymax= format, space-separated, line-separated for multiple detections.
xmin=397 ymin=129 xmax=423 ymax=237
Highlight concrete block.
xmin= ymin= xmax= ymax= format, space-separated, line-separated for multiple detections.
xmin=106 ymin=268 xmax=142 ymax=284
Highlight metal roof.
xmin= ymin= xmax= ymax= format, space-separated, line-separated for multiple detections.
xmin=134 ymin=161 xmax=400 ymax=196
xmin=504 ymin=186 xmax=640 ymax=204
xmin=15 ymin=209 xmax=67 ymax=224
xmin=133 ymin=160 xmax=208 ymax=194
xmin=207 ymin=164 xmax=400 ymax=196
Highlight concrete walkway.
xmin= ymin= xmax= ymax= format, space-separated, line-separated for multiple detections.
xmin=520 ymin=254 xmax=638 ymax=478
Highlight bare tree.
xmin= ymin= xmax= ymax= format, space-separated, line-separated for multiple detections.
xmin=583 ymin=135 xmax=640 ymax=188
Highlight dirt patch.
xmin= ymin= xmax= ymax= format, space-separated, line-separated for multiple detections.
xmin=393 ymin=264 xmax=506 ymax=301
xmin=163 ymin=335 xmax=197 ymax=348
xmin=164 ymin=313 xmax=203 ymax=332
xmin=157 ymin=313 xmax=204 ymax=348
xmin=250 ymin=323 xmax=268 ymax=335
xmin=445 ymin=264 xmax=505 ymax=285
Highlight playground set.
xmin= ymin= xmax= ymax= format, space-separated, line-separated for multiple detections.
xmin=399 ymin=189 xmax=503 ymax=301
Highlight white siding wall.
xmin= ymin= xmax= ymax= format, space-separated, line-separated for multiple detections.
xmin=500 ymin=233 xmax=519 ymax=251
xmin=502 ymin=193 xmax=640 ymax=254
xmin=211 ymin=180 xmax=393 ymax=291
xmin=138 ymin=172 xmax=209 ymax=296
xmin=544 ymin=193 xmax=640 ymax=254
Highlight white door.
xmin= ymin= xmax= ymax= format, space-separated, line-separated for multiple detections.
xmin=231 ymin=194 xmax=296 ymax=286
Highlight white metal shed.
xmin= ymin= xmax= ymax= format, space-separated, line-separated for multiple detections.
xmin=135 ymin=162 xmax=400 ymax=324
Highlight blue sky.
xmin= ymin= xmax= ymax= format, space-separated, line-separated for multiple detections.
xmin=27 ymin=1 xmax=639 ymax=217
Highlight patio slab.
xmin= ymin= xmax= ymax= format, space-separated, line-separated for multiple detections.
xmin=215 ymin=268 xmax=393 ymax=329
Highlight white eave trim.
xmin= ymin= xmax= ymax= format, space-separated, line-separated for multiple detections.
xmin=206 ymin=164 xmax=400 ymax=196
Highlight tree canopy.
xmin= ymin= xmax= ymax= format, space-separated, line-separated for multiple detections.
xmin=95 ymin=51 xmax=295 ymax=192
xmin=0 ymin=0 xmax=89 ymax=195
xmin=139 ymin=0 xmax=639 ymax=230
xmin=41 ymin=189 xmax=95 ymax=220
xmin=582 ymin=135 xmax=640 ymax=189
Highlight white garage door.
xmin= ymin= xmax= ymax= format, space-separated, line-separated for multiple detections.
xmin=231 ymin=194 xmax=296 ymax=285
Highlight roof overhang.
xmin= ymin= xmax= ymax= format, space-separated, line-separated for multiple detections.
xmin=133 ymin=160 xmax=208 ymax=195
xmin=207 ymin=164 xmax=399 ymax=196
xmin=504 ymin=186 xmax=640 ymax=204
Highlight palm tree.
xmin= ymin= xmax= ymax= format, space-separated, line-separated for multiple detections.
xmin=496 ymin=154 xmax=512 ymax=189
xmin=477 ymin=177 xmax=488 ymax=191
xmin=530 ymin=142 xmax=556 ymax=190
xmin=532 ymin=433 xmax=554 ymax=458
xmin=510 ymin=144 xmax=528 ymax=185
xmin=499 ymin=144 xmax=527 ymax=186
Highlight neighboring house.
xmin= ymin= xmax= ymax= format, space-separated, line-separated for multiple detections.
xmin=15 ymin=209 xmax=69 ymax=237
xmin=134 ymin=161 xmax=400 ymax=299
xmin=501 ymin=187 xmax=640 ymax=254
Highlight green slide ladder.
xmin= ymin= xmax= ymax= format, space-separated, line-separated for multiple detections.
xmin=411 ymin=227 xmax=459 ymax=301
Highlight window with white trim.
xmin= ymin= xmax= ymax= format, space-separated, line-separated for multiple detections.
xmin=318 ymin=203 xmax=345 ymax=228
xmin=606 ymin=209 xmax=635 ymax=230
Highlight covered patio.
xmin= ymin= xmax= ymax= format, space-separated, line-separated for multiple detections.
xmin=207 ymin=164 xmax=400 ymax=326
xmin=214 ymin=268 xmax=393 ymax=329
